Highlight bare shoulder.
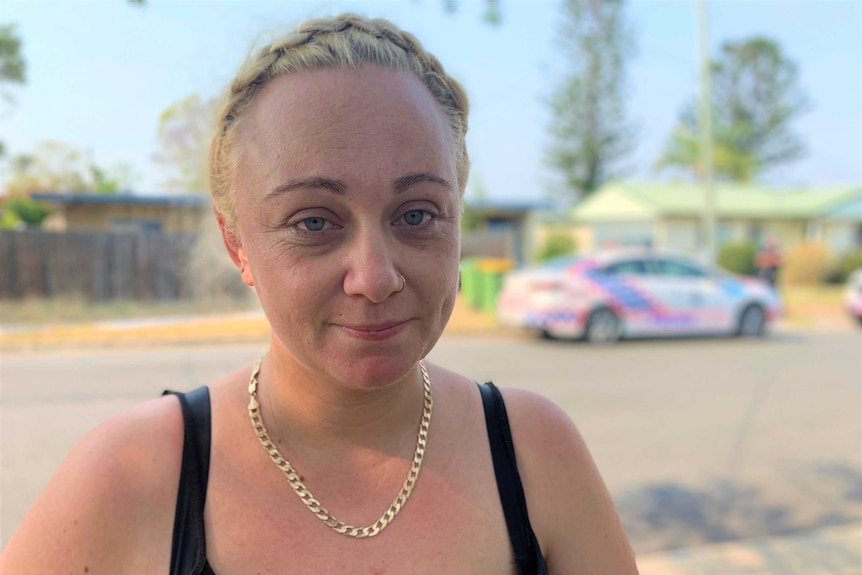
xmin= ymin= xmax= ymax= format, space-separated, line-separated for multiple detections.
xmin=497 ymin=388 xmax=638 ymax=574
xmin=1 ymin=394 xmax=185 ymax=573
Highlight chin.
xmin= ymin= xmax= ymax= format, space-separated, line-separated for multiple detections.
xmin=333 ymin=331 xmax=442 ymax=389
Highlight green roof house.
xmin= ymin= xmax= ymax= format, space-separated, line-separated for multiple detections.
xmin=570 ymin=183 xmax=862 ymax=255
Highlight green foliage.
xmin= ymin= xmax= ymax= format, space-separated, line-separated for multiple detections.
xmin=6 ymin=142 xmax=88 ymax=195
xmin=0 ymin=24 xmax=25 ymax=87
xmin=5 ymin=141 xmax=137 ymax=195
xmin=460 ymin=210 xmax=479 ymax=233
xmin=546 ymin=0 xmax=636 ymax=199
xmin=657 ymin=36 xmax=808 ymax=182
xmin=441 ymin=0 xmax=501 ymax=24
xmin=718 ymin=240 xmax=757 ymax=275
xmin=4 ymin=196 xmax=51 ymax=227
xmin=536 ymin=231 xmax=577 ymax=261
xmin=0 ymin=207 xmax=23 ymax=229
xmin=0 ymin=23 xmax=26 ymax=156
xmin=837 ymin=249 xmax=862 ymax=282
xmin=90 ymin=163 xmax=137 ymax=194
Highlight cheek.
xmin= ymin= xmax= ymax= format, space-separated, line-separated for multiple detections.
xmin=245 ymin=240 xmax=329 ymax=314
xmin=412 ymin=229 xmax=461 ymax=293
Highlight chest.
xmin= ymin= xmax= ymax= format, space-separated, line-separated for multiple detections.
xmin=203 ymin=429 xmax=519 ymax=574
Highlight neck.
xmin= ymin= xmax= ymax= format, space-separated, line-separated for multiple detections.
xmin=252 ymin=345 xmax=427 ymax=460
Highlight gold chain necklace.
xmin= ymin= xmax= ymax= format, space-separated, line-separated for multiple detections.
xmin=247 ymin=359 xmax=432 ymax=538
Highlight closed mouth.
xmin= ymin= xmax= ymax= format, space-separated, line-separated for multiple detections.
xmin=339 ymin=319 xmax=411 ymax=340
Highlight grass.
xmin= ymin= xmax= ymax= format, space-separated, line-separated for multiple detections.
xmin=780 ymin=284 xmax=844 ymax=308
xmin=777 ymin=284 xmax=852 ymax=329
xmin=0 ymin=296 xmax=260 ymax=326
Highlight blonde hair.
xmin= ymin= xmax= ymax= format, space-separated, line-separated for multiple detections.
xmin=210 ymin=13 xmax=470 ymax=231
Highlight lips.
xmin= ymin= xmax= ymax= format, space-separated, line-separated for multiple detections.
xmin=339 ymin=319 xmax=411 ymax=341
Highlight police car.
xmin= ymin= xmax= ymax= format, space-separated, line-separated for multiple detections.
xmin=497 ymin=248 xmax=781 ymax=344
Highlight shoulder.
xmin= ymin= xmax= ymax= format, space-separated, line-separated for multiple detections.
xmin=1 ymin=393 xmax=186 ymax=573
xmin=497 ymin=387 xmax=638 ymax=573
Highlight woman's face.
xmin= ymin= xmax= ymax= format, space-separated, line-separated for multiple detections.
xmin=228 ymin=65 xmax=461 ymax=389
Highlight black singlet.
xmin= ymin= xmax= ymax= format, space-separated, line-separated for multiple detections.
xmin=164 ymin=383 xmax=549 ymax=575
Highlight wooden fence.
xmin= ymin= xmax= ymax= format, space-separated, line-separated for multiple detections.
xmin=0 ymin=230 xmax=197 ymax=302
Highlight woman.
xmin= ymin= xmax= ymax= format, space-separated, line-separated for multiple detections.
xmin=2 ymin=14 xmax=636 ymax=574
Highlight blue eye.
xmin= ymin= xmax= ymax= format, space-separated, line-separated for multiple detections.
xmin=403 ymin=210 xmax=427 ymax=226
xmin=302 ymin=217 xmax=326 ymax=231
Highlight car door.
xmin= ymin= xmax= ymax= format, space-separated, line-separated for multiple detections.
xmin=597 ymin=258 xmax=655 ymax=336
xmin=652 ymin=257 xmax=736 ymax=333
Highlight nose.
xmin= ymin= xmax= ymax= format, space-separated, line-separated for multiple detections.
xmin=342 ymin=227 xmax=403 ymax=303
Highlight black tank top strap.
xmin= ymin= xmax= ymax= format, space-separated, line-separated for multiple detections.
xmin=478 ymin=382 xmax=549 ymax=575
xmin=162 ymin=387 xmax=215 ymax=575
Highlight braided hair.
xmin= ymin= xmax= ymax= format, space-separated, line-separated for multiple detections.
xmin=210 ymin=14 xmax=470 ymax=232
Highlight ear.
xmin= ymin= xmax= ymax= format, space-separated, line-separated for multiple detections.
xmin=215 ymin=208 xmax=255 ymax=287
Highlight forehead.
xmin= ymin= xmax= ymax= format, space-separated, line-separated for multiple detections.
xmin=236 ymin=66 xmax=455 ymax=189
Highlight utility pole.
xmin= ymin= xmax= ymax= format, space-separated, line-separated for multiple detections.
xmin=698 ymin=0 xmax=716 ymax=263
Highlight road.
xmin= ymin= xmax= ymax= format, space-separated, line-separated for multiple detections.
xmin=2 ymin=330 xmax=860 ymax=556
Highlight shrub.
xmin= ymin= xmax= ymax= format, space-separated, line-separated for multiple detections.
xmin=718 ymin=240 xmax=757 ymax=275
xmin=535 ymin=231 xmax=576 ymax=262
xmin=837 ymin=249 xmax=862 ymax=282
xmin=5 ymin=197 xmax=51 ymax=227
xmin=0 ymin=209 xmax=23 ymax=230
xmin=780 ymin=241 xmax=834 ymax=286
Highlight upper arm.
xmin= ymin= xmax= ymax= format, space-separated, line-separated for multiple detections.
xmin=500 ymin=388 xmax=637 ymax=574
xmin=1 ymin=395 xmax=184 ymax=574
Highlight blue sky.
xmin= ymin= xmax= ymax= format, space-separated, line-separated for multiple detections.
xmin=3 ymin=0 xmax=860 ymax=200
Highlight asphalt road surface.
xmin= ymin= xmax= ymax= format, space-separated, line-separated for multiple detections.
xmin=2 ymin=330 xmax=860 ymax=555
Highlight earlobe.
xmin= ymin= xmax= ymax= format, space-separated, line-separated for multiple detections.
xmin=215 ymin=209 xmax=255 ymax=287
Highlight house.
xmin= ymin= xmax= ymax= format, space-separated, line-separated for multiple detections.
xmin=462 ymin=198 xmax=551 ymax=264
xmin=30 ymin=192 xmax=209 ymax=233
xmin=568 ymin=183 xmax=862 ymax=255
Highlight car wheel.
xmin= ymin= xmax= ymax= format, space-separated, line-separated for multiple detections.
xmin=737 ymin=304 xmax=766 ymax=337
xmin=540 ymin=329 xmax=557 ymax=340
xmin=585 ymin=308 xmax=622 ymax=345
xmin=856 ymin=316 xmax=862 ymax=328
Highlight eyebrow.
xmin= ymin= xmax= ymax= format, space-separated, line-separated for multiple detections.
xmin=265 ymin=177 xmax=347 ymax=200
xmin=265 ymin=172 xmax=453 ymax=200
xmin=393 ymin=173 xmax=454 ymax=194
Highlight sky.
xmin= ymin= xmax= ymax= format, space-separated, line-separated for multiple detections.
xmin=2 ymin=0 xmax=861 ymax=201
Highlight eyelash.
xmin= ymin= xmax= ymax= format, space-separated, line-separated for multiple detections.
xmin=398 ymin=209 xmax=435 ymax=227
xmin=290 ymin=209 xmax=436 ymax=233
xmin=297 ymin=217 xmax=337 ymax=232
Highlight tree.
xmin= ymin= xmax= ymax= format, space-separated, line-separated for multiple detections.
xmin=154 ymin=93 xmax=217 ymax=193
xmin=0 ymin=24 xmax=25 ymax=100
xmin=2 ymin=196 xmax=51 ymax=228
xmin=546 ymin=0 xmax=636 ymax=200
xmin=5 ymin=141 xmax=136 ymax=196
xmin=0 ymin=23 xmax=26 ymax=158
xmin=90 ymin=163 xmax=138 ymax=194
xmin=657 ymin=36 xmax=808 ymax=182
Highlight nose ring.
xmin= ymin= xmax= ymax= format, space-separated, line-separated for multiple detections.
xmin=395 ymin=273 xmax=406 ymax=293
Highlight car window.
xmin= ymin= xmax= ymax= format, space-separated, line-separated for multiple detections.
xmin=542 ymin=255 xmax=582 ymax=270
xmin=655 ymin=258 xmax=708 ymax=278
xmin=603 ymin=259 xmax=649 ymax=276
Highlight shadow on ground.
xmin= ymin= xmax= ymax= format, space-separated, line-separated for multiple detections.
xmin=618 ymin=460 xmax=862 ymax=554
